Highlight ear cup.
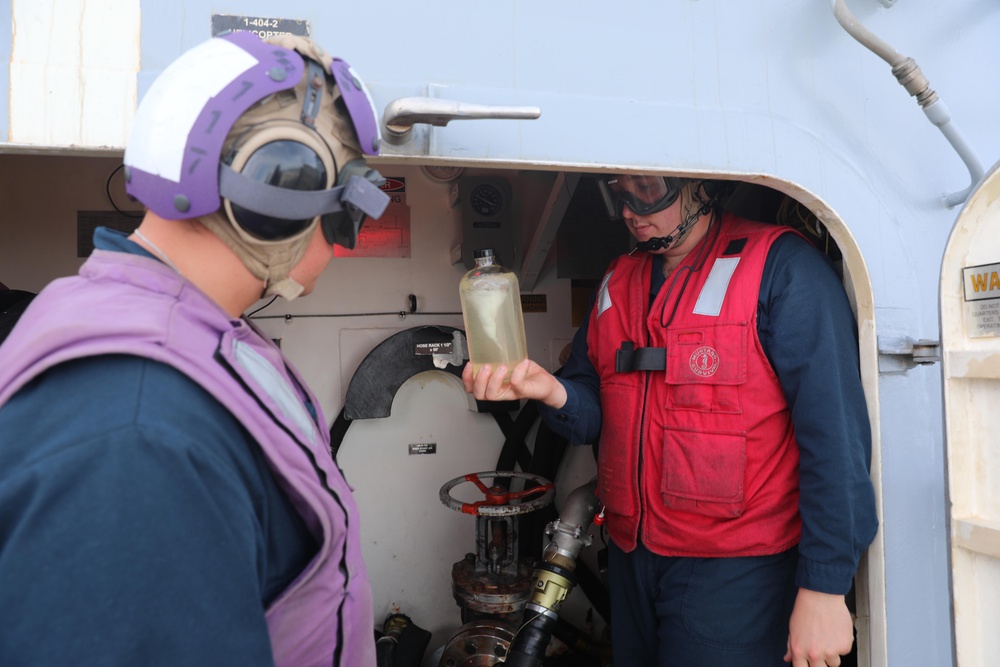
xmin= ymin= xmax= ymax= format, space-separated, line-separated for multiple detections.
xmin=219 ymin=55 xmax=341 ymax=243
xmin=221 ymin=120 xmax=338 ymax=244
xmin=228 ymin=139 xmax=329 ymax=240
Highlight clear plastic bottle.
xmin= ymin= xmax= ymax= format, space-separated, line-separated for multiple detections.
xmin=459 ymin=248 xmax=527 ymax=379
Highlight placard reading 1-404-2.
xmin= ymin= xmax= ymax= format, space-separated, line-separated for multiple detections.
xmin=211 ymin=15 xmax=309 ymax=39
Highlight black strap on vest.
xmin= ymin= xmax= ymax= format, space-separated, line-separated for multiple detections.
xmin=615 ymin=341 xmax=666 ymax=372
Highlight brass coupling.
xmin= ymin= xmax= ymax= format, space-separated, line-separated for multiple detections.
xmin=527 ymin=562 xmax=577 ymax=613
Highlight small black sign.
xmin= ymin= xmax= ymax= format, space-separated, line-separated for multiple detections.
xmin=408 ymin=443 xmax=437 ymax=455
xmin=211 ymin=15 xmax=310 ymax=39
xmin=415 ymin=342 xmax=454 ymax=356
xmin=521 ymin=294 xmax=548 ymax=313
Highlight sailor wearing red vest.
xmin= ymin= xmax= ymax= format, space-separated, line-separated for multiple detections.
xmin=464 ymin=176 xmax=877 ymax=667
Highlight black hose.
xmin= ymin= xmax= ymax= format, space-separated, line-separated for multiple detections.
xmin=375 ymin=613 xmax=430 ymax=667
xmin=519 ymin=418 xmax=566 ymax=558
xmin=504 ymin=611 xmax=557 ymax=667
xmin=374 ymin=636 xmax=396 ymax=667
xmin=494 ymin=402 xmax=539 ymax=479
xmin=552 ymin=617 xmax=612 ymax=664
xmin=573 ymin=552 xmax=611 ymax=624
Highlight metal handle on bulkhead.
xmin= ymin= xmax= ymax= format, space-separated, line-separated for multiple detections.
xmin=381 ymin=97 xmax=541 ymax=144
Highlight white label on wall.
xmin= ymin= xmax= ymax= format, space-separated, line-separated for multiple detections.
xmin=963 ymin=262 xmax=1000 ymax=338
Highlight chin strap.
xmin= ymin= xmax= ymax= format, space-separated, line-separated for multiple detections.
xmin=629 ymin=235 xmax=672 ymax=254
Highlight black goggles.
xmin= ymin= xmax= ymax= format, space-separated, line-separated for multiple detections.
xmin=597 ymin=175 xmax=686 ymax=220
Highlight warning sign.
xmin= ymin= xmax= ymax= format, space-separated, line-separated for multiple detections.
xmin=963 ymin=262 xmax=1000 ymax=337
xmin=521 ymin=294 xmax=547 ymax=313
xmin=334 ymin=178 xmax=411 ymax=258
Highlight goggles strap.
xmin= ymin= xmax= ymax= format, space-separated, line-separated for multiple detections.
xmin=219 ymin=163 xmax=389 ymax=220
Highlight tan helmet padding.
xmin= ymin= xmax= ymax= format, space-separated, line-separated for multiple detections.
xmin=199 ymin=210 xmax=313 ymax=300
xmin=226 ymin=36 xmax=364 ymax=166
xmin=201 ymin=35 xmax=366 ymax=301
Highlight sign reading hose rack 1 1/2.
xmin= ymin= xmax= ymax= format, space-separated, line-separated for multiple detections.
xmin=963 ymin=262 xmax=1000 ymax=338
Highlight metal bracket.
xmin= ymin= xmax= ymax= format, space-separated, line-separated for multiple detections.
xmin=877 ymin=336 xmax=941 ymax=374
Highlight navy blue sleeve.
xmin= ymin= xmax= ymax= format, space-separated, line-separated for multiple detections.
xmin=759 ymin=234 xmax=878 ymax=595
xmin=0 ymin=356 xmax=316 ymax=666
xmin=537 ymin=294 xmax=603 ymax=445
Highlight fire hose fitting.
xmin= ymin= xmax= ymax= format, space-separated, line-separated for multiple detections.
xmin=501 ymin=479 xmax=600 ymax=665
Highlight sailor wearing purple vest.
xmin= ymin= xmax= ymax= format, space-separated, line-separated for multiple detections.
xmin=0 ymin=32 xmax=389 ymax=667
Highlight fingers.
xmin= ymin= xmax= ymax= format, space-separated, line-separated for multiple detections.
xmin=465 ymin=359 xmax=546 ymax=402
xmin=485 ymin=364 xmax=511 ymax=399
xmin=793 ymin=657 xmax=841 ymax=667
xmin=784 ymin=643 xmax=843 ymax=667
xmin=461 ymin=362 xmax=475 ymax=393
xmin=509 ymin=358 xmax=531 ymax=385
xmin=786 ymin=589 xmax=853 ymax=667
xmin=466 ymin=363 xmax=512 ymax=401
xmin=471 ymin=363 xmax=492 ymax=399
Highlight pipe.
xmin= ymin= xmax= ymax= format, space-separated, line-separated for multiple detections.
xmin=924 ymin=100 xmax=984 ymax=208
xmin=832 ymin=0 xmax=984 ymax=207
xmin=832 ymin=0 xmax=902 ymax=67
xmin=503 ymin=479 xmax=601 ymax=665
xmin=542 ymin=479 xmax=601 ymax=566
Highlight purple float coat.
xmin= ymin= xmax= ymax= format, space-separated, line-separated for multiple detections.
xmin=0 ymin=249 xmax=375 ymax=667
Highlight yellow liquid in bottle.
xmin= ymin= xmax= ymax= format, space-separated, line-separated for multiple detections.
xmin=460 ymin=268 xmax=527 ymax=381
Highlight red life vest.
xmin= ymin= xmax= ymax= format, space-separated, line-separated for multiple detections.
xmin=587 ymin=213 xmax=802 ymax=557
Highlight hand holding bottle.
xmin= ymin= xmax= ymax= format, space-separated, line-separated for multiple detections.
xmin=462 ymin=359 xmax=568 ymax=409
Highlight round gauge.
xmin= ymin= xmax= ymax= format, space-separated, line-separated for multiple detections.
xmin=420 ymin=165 xmax=465 ymax=183
xmin=471 ymin=183 xmax=504 ymax=217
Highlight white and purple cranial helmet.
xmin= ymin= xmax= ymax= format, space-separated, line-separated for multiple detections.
xmin=124 ymin=31 xmax=389 ymax=298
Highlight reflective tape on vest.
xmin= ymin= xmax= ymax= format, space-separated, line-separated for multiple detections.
xmin=232 ymin=338 xmax=319 ymax=445
xmin=693 ymin=257 xmax=740 ymax=316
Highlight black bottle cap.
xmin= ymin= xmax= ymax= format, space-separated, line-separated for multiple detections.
xmin=473 ymin=248 xmax=496 ymax=259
